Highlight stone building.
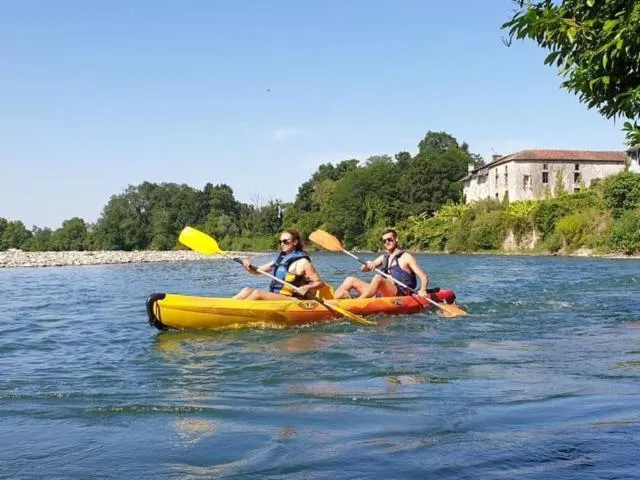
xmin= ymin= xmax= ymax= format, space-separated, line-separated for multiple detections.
xmin=461 ymin=149 xmax=628 ymax=203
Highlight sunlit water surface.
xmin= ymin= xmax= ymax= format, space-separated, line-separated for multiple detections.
xmin=1 ymin=253 xmax=639 ymax=479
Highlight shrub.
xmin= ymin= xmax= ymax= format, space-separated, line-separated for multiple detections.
xmin=610 ymin=210 xmax=640 ymax=254
xmin=533 ymin=202 xmax=569 ymax=238
xmin=554 ymin=208 xmax=605 ymax=251
xmin=602 ymin=172 xmax=640 ymax=217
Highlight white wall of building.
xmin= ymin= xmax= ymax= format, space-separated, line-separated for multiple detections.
xmin=463 ymin=160 xmax=625 ymax=203
xmin=629 ymin=147 xmax=640 ymax=174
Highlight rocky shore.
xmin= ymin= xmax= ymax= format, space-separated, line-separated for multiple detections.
xmin=0 ymin=249 xmax=264 ymax=268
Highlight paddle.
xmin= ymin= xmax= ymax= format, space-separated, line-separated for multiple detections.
xmin=309 ymin=229 xmax=468 ymax=318
xmin=178 ymin=226 xmax=377 ymax=327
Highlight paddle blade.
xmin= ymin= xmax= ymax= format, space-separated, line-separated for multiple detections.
xmin=435 ymin=302 xmax=468 ymax=318
xmin=323 ymin=301 xmax=377 ymax=326
xmin=309 ymin=229 xmax=344 ymax=252
xmin=179 ymin=226 xmax=224 ymax=256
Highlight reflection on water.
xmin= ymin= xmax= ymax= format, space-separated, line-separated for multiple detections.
xmin=174 ymin=418 xmax=218 ymax=445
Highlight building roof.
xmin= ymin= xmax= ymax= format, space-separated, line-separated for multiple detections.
xmin=463 ymin=149 xmax=626 ymax=180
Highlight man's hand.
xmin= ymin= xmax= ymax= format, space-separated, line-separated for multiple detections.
xmin=418 ymin=287 xmax=429 ymax=299
xmin=361 ymin=261 xmax=375 ymax=272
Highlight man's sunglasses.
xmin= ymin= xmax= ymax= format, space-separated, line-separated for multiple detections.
xmin=381 ymin=237 xmax=395 ymax=244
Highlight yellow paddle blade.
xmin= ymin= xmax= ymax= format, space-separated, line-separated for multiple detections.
xmin=309 ymin=229 xmax=344 ymax=252
xmin=178 ymin=226 xmax=225 ymax=256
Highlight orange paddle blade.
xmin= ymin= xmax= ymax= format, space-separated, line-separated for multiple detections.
xmin=433 ymin=301 xmax=468 ymax=318
xmin=309 ymin=229 xmax=344 ymax=252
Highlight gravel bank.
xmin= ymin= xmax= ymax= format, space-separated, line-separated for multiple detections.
xmin=0 ymin=249 xmax=264 ymax=268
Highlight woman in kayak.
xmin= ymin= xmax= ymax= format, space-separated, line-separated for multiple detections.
xmin=333 ymin=228 xmax=430 ymax=299
xmin=233 ymin=229 xmax=326 ymax=300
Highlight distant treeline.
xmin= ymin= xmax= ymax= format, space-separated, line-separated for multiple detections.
xmin=2 ymin=130 xmax=639 ymax=255
xmin=0 ymin=131 xmax=479 ymax=252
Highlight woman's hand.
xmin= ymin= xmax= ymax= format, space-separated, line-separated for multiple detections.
xmin=296 ymin=284 xmax=312 ymax=297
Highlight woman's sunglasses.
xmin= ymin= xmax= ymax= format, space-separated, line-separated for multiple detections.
xmin=279 ymin=238 xmax=293 ymax=245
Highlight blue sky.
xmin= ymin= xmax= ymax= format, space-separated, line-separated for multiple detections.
xmin=0 ymin=1 xmax=628 ymax=228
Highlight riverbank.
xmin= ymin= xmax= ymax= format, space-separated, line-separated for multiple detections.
xmin=1 ymin=248 xmax=637 ymax=268
xmin=0 ymin=249 xmax=264 ymax=268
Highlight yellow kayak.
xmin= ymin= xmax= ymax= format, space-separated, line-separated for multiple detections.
xmin=146 ymin=289 xmax=457 ymax=331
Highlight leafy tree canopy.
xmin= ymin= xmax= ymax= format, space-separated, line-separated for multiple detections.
xmin=503 ymin=0 xmax=640 ymax=145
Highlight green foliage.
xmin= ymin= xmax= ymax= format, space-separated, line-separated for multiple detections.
xmin=447 ymin=209 xmax=508 ymax=252
xmin=418 ymin=131 xmax=459 ymax=153
xmin=50 ymin=217 xmax=88 ymax=251
xmin=602 ymin=171 xmax=640 ymax=216
xmin=554 ymin=169 xmax=567 ymax=197
xmin=506 ymin=200 xmax=537 ymax=240
xmin=611 ymin=209 xmax=640 ymax=253
xmin=21 ymin=227 xmax=53 ymax=251
xmin=398 ymin=147 xmax=469 ymax=217
xmin=503 ymin=0 xmax=640 ymax=145
xmin=0 ymin=220 xmax=32 ymax=250
xmin=532 ymin=190 xmax=603 ymax=238
xmin=554 ymin=208 xmax=604 ymax=251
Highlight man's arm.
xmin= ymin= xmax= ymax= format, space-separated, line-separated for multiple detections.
xmin=405 ymin=254 xmax=429 ymax=295
xmin=362 ymin=254 xmax=384 ymax=272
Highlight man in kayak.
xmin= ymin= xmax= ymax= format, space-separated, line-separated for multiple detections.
xmin=333 ymin=228 xmax=430 ymax=299
xmin=233 ymin=229 xmax=326 ymax=300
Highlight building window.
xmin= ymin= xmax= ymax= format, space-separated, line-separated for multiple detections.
xmin=542 ymin=171 xmax=549 ymax=184
xmin=574 ymin=172 xmax=581 ymax=183
xmin=574 ymin=187 xmax=580 ymax=193
xmin=574 ymin=163 xmax=580 ymax=171
xmin=523 ymin=175 xmax=531 ymax=190
xmin=543 ymin=163 xmax=548 ymax=171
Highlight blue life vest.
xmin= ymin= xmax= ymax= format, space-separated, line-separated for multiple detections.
xmin=381 ymin=250 xmax=417 ymax=296
xmin=269 ymin=250 xmax=311 ymax=294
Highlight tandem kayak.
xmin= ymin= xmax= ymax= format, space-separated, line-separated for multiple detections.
xmin=146 ymin=288 xmax=456 ymax=331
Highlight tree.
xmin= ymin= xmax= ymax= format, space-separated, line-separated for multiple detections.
xmin=418 ymin=131 xmax=459 ymax=154
xmin=394 ymin=151 xmax=412 ymax=169
xmin=0 ymin=218 xmax=7 ymax=243
xmin=503 ymin=0 xmax=640 ymax=145
xmin=602 ymin=171 xmax=640 ymax=216
xmin=399 ymin=147 xmax=469 ymax=217
xmin=0 ymin=220 xmax=32 ymax=250
xmin=22 ymin=227 xmax=53 ymax=251
xmin=50 ymin=217 xmax=88 ymax=251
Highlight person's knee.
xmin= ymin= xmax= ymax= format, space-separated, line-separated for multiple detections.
xmin=247 ymin=290 xmax=264 ymax=300
xmin=339 ymin=276 xmax=355 ymax=287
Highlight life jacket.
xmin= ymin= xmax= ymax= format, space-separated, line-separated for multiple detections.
xmin=269 ymin=250 xmax=311 ymax=296
xmin=381 ymin=250 xmax=417 ymax=296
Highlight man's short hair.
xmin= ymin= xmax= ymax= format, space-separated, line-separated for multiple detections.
xmin=381 ymin=228 xmax=397 ymax=238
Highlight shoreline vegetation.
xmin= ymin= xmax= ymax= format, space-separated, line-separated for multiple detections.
xmin=1 ymin=247 xmax=637 ymax=269
xmin=2 ymin=132 xmax=639 ymax=261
